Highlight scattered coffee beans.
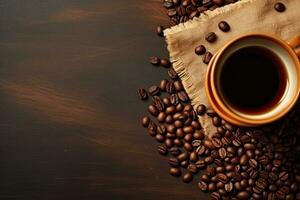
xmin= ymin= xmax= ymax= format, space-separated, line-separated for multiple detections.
xmin=149 ymin=56 xmax=160 ymax=66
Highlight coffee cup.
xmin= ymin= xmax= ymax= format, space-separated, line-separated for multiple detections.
xmin=205 ymin=33 xmax=300 ymax=126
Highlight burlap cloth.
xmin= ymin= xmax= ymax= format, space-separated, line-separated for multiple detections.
xmin=164 ymin=0 xmax=300 ymax=137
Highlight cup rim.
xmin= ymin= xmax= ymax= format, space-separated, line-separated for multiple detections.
xmin=207 ymin=32 xmax=300 ymax=126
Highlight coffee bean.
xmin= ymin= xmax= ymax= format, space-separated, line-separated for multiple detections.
xmin=182 ymin=172 xmax=193 ymax=183
xmin=168 ymin=157 xmax=180 ymax=167
xmin=218 ymin=21 xmax=230 ymax=32
xmin=174 ymin=138 xmax=183 ymax=147
xmin=240 ymin=154 xmax=249 ymax=165
xmin=204 ymin=139 xmax=215 ymax=149
xmin=159 ymin=79 xmax=168 ymax=91
xmin=165 ymin=138 xmax=174 ymax=148
xmin=198 ymin=181 xmax=208 ymax=191
xmin=212 ymin=138 xmax=222 ymax=148
xmin=174 ymin=80 xmax=184 ymax=91
xmin=155 ymin=134 xmax=165 ymax=143
xmin=204 ymin=156 xmax=214 ymax=164
xmin=169 ymin=167 xmax=181 ymax=177
xmin=142 ymin=116 xmax=151 ymax=128
xmin=203 ymin=51 xmax=213 ymax=64
xmin=205 ymin=32 xmax=217 ymax=43
xmin=149 ymin=56 xmax=160 ymax=66
xmin=279 ymin=171 xmax=289 ymax=181
xmin=170 ymin=94 xmax=179 ymax=105
xmin=157 ymin=145 xmax=168 ymax=155
xmin=194 ymin=130 xmax=205 ymax=140
xmin=196 ymin=145 xmax=206 ymax=155
xmin=216 ymin=173 xmax=228 ymax=184
xmin=212 ymin=116 xmax=222 ymax=127
xmin=168 ymin=68 xmax=178 ymax=80
xmin=178 ymin=91 xmax=189 ymax=102
xmin=196 ymin=104 xmax=206 ymax=115
xmin=188 ymin=163 xmax=198 ymax=173
xmin=224 ymin=182 xmax=233 ymax=193
xmin=218 ymin=148 xmax=227 ymax=159
xmin=195 ymin=45 xmax=206 ymax=55
xmin=156 ymin=25 xmax=164 ymax=37
xmin=184 ymin=142 xmax=193 ymax=152
xmin=152 ymin=96 xmax=165 ymax=111
xmin=160 ymin=58 xmax=172 ymax=68
xmin=274 ymin=2 xmax=285 ymax=12
xmin=138 ymin=88 xmax=148 ymax=100
xmin=249 ymin=158 xmax=258 ymax=168
xmin=237 ymin=191 xmax=250 ymax=199
xmin=178 ymin=152 xmax=189 ymax=161
xmin=148 ymin=85 xmax=160 ymax=96
xmin=170 ymin=147 xmax=181 ymax=156
xmin=166 ymin=82 xmax=175 ymax=94
xmin=167 ymin=8 xmax=177 ymax=17
xmin=148 ymin=104 xmax=159 ymax=116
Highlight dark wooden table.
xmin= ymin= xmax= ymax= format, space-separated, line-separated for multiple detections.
xmin=0 ymin=1 xmax=209 ymax=199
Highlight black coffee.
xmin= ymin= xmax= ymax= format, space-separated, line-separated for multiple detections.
xmin=219 ymin=46 xmax=287 ymax=114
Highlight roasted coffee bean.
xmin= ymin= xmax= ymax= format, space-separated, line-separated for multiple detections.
xmin=218 ymin=21 xmax=230 ymax=32
xmin=205 ymin=32 xmax=217 ymax=43
xmin=157 ymin=145 xmax=168 ymax=155
xmin=148 ymin=104 xmax=159 ymax=116
xmin=159 ymin=79 xmax=169 ymax=91
xmin=212 ymin=138 xmax=222 ymax=148
xmin=178 ymin=91 xmax=189 ymax=102
xmin=168 ymin=68 xmax=178 ymax=79
xmin=203 ymin=0 xmax=214 ymax=7
xmin=279 ymin=171 xmax=289 ymax=181
xmin=168 ymin=157 xmax=180 ymax=167
xmin=167 ymin=8 xmax=177 ymax=17
xmin=160 ymin=58 xmax=172 ymax=68
xmin=240 ymin=154 xmax=249 ymax=165
xmin=249 ymin=158 xmax=258 ymax=168
xmin=138 ymin=88 xmax=148 ymax=100
xmin=157 ymin=124 xmax=166 ymax=135
xmin=188 ymin=163 xmax=198 ymax=173
xmin=224 ymin=182 xmax=233 ymax=193
xmin=194 ymin=130 xmax=205 ymax=140
xmin=196 ymin=104 xmax=207 ymax=115
xmin=219 ymin=148 xmax=227 ymax=159
xmin=198 ymin=181 xmax=208 ymax=191
xmin=152 ymin=96 xmax=165 ymax=111
xmin=156 ymin=25 xmax=164 ymax=37
xmin=195 ymin=45 xmax=206 ymax=55
xmin=204 ymin=156 xmax=214 ymax=164
xmin=165 ymin=138 xmax=174 ymax=148
xmin=203 ymin=51 xmax=213 ymax=64
xmin=174 ymin=138 xmax=183 ymax=147
xmin=170 ymin=147 xmax=181 ymax=156
xmin=169 ymin=167 xmax=181 ymax=177
xmin=184 ymin=142 xmax=193 ymax=152
xmin=237 ymin=191 xmax=250 ymax=199
xmin=211 ymin=192 xmax=221 ymax=200
xmin=212 ymin=116 xmax=222 ymax=127
xmin=170 ymin=94 xmax=179 ymax=105
xmin=190 ymin=151 xmax=199 ymax=162
xmin=208 ymin=182 xmax=217 ymax=192
xmin=149 ymin=56 xmax=160 ymax=66
xmin=181 ymin=160 xmax=189 ymax=168
xmin=213 ymin=0 xmax=225 ymax=6
xmin=157 ymin=112 xmax=167 ymax=123
xmin=182 ymin=172 xmax=193 ymax=183
xmin=148 ymin=85 xmax=160 ymax=96
xmin=196 ymin=145 xmax=206 ymax=156
xmin=216 ymin=173 xmax=228 ymax=184
xmin=178 ymin=152 xmax=189 ymax=161
xmin=174 ymin=80 xmax=184 ymax=91
xmin=166 ymin=82 xmax=175 ymax=94
xmin=142 ymin=116 xmax=151 ymax=128
xmin=155 ymin=134 xmax=165 ymax=143
xmin=274 ymin=2 xmax=285 ymax=12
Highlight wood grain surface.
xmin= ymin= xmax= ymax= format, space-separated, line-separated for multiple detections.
xmin=0 ymin=0 xmax=209 ymax=199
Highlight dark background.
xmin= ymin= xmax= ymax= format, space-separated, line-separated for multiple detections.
xmin=0 ymin=0 xmax=208 ymax=199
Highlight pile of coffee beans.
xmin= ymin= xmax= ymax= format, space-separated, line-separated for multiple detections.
xmin=162 ymin=0 xmax=239 ymax=26
xmin=140 ymin=1 xmax=299 ymax=199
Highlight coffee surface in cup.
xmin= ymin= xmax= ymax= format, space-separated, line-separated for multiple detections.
xmin=219 ymin=46 xmax=287 ymax=114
